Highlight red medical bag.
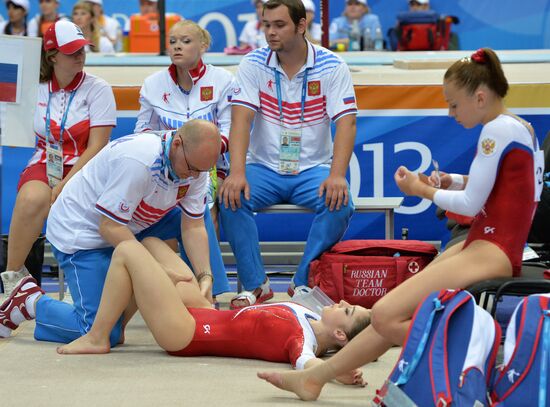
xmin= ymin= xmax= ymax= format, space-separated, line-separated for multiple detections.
xmin=308 ymin=240 xmax=438 ymax=308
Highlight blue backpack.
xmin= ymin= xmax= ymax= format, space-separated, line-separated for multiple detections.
xmin=372 ymin=289 xmax=501 ymax=407
xmin=490 ymin=293 xmax=550 ymax=406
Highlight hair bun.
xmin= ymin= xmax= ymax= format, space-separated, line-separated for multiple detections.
xmin=471 ymin=48 xmax=486 ymax=64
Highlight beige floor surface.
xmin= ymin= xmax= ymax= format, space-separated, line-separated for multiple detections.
xmin=0 ymin=292 xmax=400 ymax=407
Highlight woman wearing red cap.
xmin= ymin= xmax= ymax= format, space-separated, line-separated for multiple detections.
xmin=1 ymin=20 xmax=116 ymax=296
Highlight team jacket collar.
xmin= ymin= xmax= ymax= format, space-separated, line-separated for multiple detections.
xmin=49 ymin=71 xmax=86 ymax=93
xmin=168 ymin=59 xmax=207 ymax=87
xmin=265 ymin=39 xmax=316 ymax=73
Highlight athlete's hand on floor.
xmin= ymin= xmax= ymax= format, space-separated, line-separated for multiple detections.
xmin=318 ymin=174 xmax=349 ymax=211
xmin=335 ymin=368 xmax=366 ymax=386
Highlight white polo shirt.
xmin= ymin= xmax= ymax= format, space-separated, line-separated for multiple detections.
xmin=232 ymin=40 xmax=357 ymax=173
xmin=46 ymin=132 xmax=208 ymax=254
xmin=29 ymin=72 xmax=116 ymax=167
xmin=135 ymin=60 xmax=235 ymax=157
xmin=238 ymin=19 xmax=268 ymax=49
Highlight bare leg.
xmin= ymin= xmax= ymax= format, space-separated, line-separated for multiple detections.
xmin=119 ymin=295 xmax=138 ymax=344
xmin=427 ymin=240 xmax=464 ymax=267
xmin=372 ymin=240 xmax=511 ymax=344
xmin=57 ymin=240 xmax=196 ymax=354
xmin=6 ymin=181 xmax=51 ymax=270
xmin=118 ymin=237 xmax=212 ymax=343
xmin=164 ymin=238 xmax=179 ymax=253
xmin=258 ymin=240 xmax=511 ymax=400
xmin=142 ymin=237 xmax=212 ymax=309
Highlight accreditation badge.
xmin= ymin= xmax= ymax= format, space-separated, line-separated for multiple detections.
xmin=278 ymin=128 xmax=301 ymax=175
xmin=46 ymin=143 xmax=63 ymax=187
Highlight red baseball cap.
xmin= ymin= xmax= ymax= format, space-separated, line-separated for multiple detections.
xmin=43 ymin=20 xmax=91 ymax=55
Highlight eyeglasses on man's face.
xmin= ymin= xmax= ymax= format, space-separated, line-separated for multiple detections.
xmin=179 ymin=135 xmax=209 ymax=175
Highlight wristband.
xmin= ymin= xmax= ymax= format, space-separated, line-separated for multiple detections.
xmin=196 ymin=272 xmax=214 ymax=284
xmin=448 ymin=174 xmax=464 ymax=190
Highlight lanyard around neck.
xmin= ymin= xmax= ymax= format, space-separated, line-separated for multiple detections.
xmin=46 ymin=89 xmax=76 ymax=145
xmin=274 ymin=67 xmax=309 ymax=125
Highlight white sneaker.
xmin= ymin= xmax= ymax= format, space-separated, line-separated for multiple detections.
xmin=1 ymin=267 xmax=31 ymax=297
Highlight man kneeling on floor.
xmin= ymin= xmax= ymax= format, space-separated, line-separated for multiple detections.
xmin=0 ymin=120 xmax=221 ymax=345
xmin=1 ymin=237 xmax=369 ymax=385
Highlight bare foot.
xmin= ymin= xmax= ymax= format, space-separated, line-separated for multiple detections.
xmin=257 ymin=370 xmax=323 ymax=401
xmin=56 ymin=333 xmax=110 ymax=355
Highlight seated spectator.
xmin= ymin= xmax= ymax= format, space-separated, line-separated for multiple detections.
xmin=329 ymin=0 xmax=382 ymax=51
xmin=28 ymin=0 xmax=66 ymax=37
xmin=72 ymin=1 xmax=114 ymax=53
xmin=85 ymin=0 xmax=122 ymax=51
xmin=238 ymin=0 xmax=268 ymax=50
xmin=302 ymin=0 xmax=320 ymax=44
xmin=1 ymin=0 xmax=29 ymax=35
xmin=409 ymin=0 xmax=430 ymax=11
xmin=139 ymin=0 xmax=158 ymax=14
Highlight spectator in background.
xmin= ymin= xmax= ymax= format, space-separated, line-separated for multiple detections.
xmin=28 ymin=0 xmax=66 ymax=37
xmin=302 ymin=0 xmax=320 ymax=44
xmin=238 ymin=0 xmax=268 ymax=50
xmin=409 ymin=0 xmax=430 ymax=11
xmin=1 ymin=0 xmax=29 ymax=35
xmin=0 ymin=20 xmax=115 ymax=298
xmin=72 ymin=1 xmax=114 ymax=53
xmin=329 ymin=0 xmax=382 ymax=51
xmin=85 ymin=0 xmax=122 ymax=51
xmin=139 ymin=0 xmax=158 ymax=15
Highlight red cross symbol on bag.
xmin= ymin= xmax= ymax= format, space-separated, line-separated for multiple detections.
xmin=408 ymin=261 xmax=420 ymax=274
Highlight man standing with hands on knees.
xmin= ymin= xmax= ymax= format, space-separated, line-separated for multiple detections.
xmin=219 ymin=0 xmax=357 ymax=309
xmin=0 ymin=120 xmax=221 ymax=345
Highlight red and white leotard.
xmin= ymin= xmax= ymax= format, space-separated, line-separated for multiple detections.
xmin=168 ymin=302 xmax=320 ymax=369
xmin=434 ymin=114 xmax=540 ymax=276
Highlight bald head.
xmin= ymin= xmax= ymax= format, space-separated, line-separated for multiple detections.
xmin=173 ymin=119 xmax=221 ymax=175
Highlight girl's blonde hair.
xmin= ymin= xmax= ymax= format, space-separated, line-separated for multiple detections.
xmin=169 ymin=20 xmax=211 ymax=50
xmin=72 ymin=1 xmax=101 ymax=52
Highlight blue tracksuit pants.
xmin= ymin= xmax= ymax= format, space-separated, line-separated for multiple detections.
xmin=219 ymin=164 xmax=354 ymax=289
